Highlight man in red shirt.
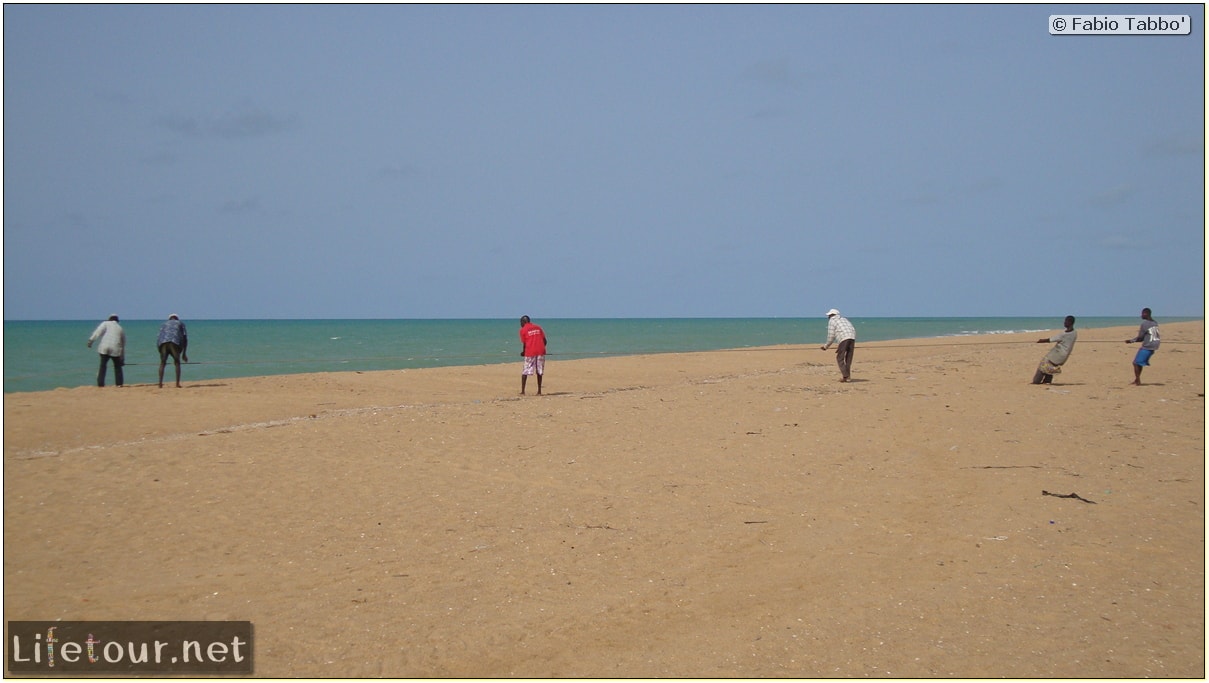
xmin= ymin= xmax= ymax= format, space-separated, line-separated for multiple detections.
xmin=518 ymin=315 xmax=547 ymax=395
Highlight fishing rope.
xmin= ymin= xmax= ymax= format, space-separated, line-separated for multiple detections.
xmin=73 ymin=340 xmax=1209 ymax=368
xmin=9 ymin=338 xmax=1201 ymax=383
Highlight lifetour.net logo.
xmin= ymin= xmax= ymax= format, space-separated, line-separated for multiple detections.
xmin=7 ymin=621 xmax=253 ymax=674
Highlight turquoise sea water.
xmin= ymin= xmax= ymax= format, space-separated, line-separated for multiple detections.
xmin=3 ymin=317 xmax=1196 ymax=394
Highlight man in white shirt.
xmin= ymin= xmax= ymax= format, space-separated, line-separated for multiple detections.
xmin=87 ymin=314 xmax=126 ymax=387
xmin=821 ymin=309 xmax=857 ymax=382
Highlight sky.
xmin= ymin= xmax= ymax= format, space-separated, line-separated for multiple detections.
xmin=3 ymin=3 xmax=1204 ymax=320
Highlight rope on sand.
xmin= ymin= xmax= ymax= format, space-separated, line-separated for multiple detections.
xmin=121 ymin=338 xmax=1200 ymax=367
xmin=15 ymin=339 xmax=1202 ymax=382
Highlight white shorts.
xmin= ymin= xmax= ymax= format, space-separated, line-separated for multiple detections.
xmin=522 ymin=355 xmax=545 ymax=376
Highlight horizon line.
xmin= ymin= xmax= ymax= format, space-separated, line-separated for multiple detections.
xmin=5 ymin=314 xmax=1204 ymax=323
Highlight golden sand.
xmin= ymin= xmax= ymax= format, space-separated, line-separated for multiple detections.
xmin=4 ymin=322 xmax=1204 ymax=677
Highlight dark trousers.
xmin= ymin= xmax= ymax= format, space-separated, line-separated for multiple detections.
xmin=98 ymin=354 xmax=124 ymax=387
xmin=835 ymin=338 xmax=855 ymax=379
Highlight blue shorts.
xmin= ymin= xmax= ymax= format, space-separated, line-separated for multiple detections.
xmin=1133 ymin=348 xmax=1155 ymax=366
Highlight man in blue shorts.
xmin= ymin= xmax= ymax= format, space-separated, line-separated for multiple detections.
xmin=1125 ymin=307 xmax=1160 ymax=386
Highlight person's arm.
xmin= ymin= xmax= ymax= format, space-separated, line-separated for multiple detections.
xmin=1126 ymin=324 xmax=1144 ymax=343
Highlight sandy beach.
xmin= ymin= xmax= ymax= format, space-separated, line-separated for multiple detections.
xmin=4 ymin=321 xmax=1204 ymax=678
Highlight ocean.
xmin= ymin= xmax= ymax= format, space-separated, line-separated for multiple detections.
xmin=3 ymin=317 xmax=1192 ymax=394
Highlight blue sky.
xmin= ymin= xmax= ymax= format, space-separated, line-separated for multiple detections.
xmin=3 ymin=3 xmax=1204 ymax=320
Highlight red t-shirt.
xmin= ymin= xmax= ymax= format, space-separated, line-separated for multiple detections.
xmin=520 ymin=323 xmax=546 ymax=357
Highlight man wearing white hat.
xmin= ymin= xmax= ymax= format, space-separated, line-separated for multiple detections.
xmin=821 ymin=309 xmax=856 ymax=382
xmin=87 ymin=314 xmax=126 ymax=387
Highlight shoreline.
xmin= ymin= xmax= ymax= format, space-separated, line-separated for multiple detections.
xmin=4 ymin=321 xmax=1203 ymax=677
xmin=5 ymin=317 xmax=1202 ymax=395
xmin=5 ymin=323 xmax=1202 ymax=460
xmin=7 ymin=319 xmax=1199 ymax=394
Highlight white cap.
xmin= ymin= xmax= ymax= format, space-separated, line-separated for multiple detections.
xmin=826 ymin=309 xmax=840 ymax=317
